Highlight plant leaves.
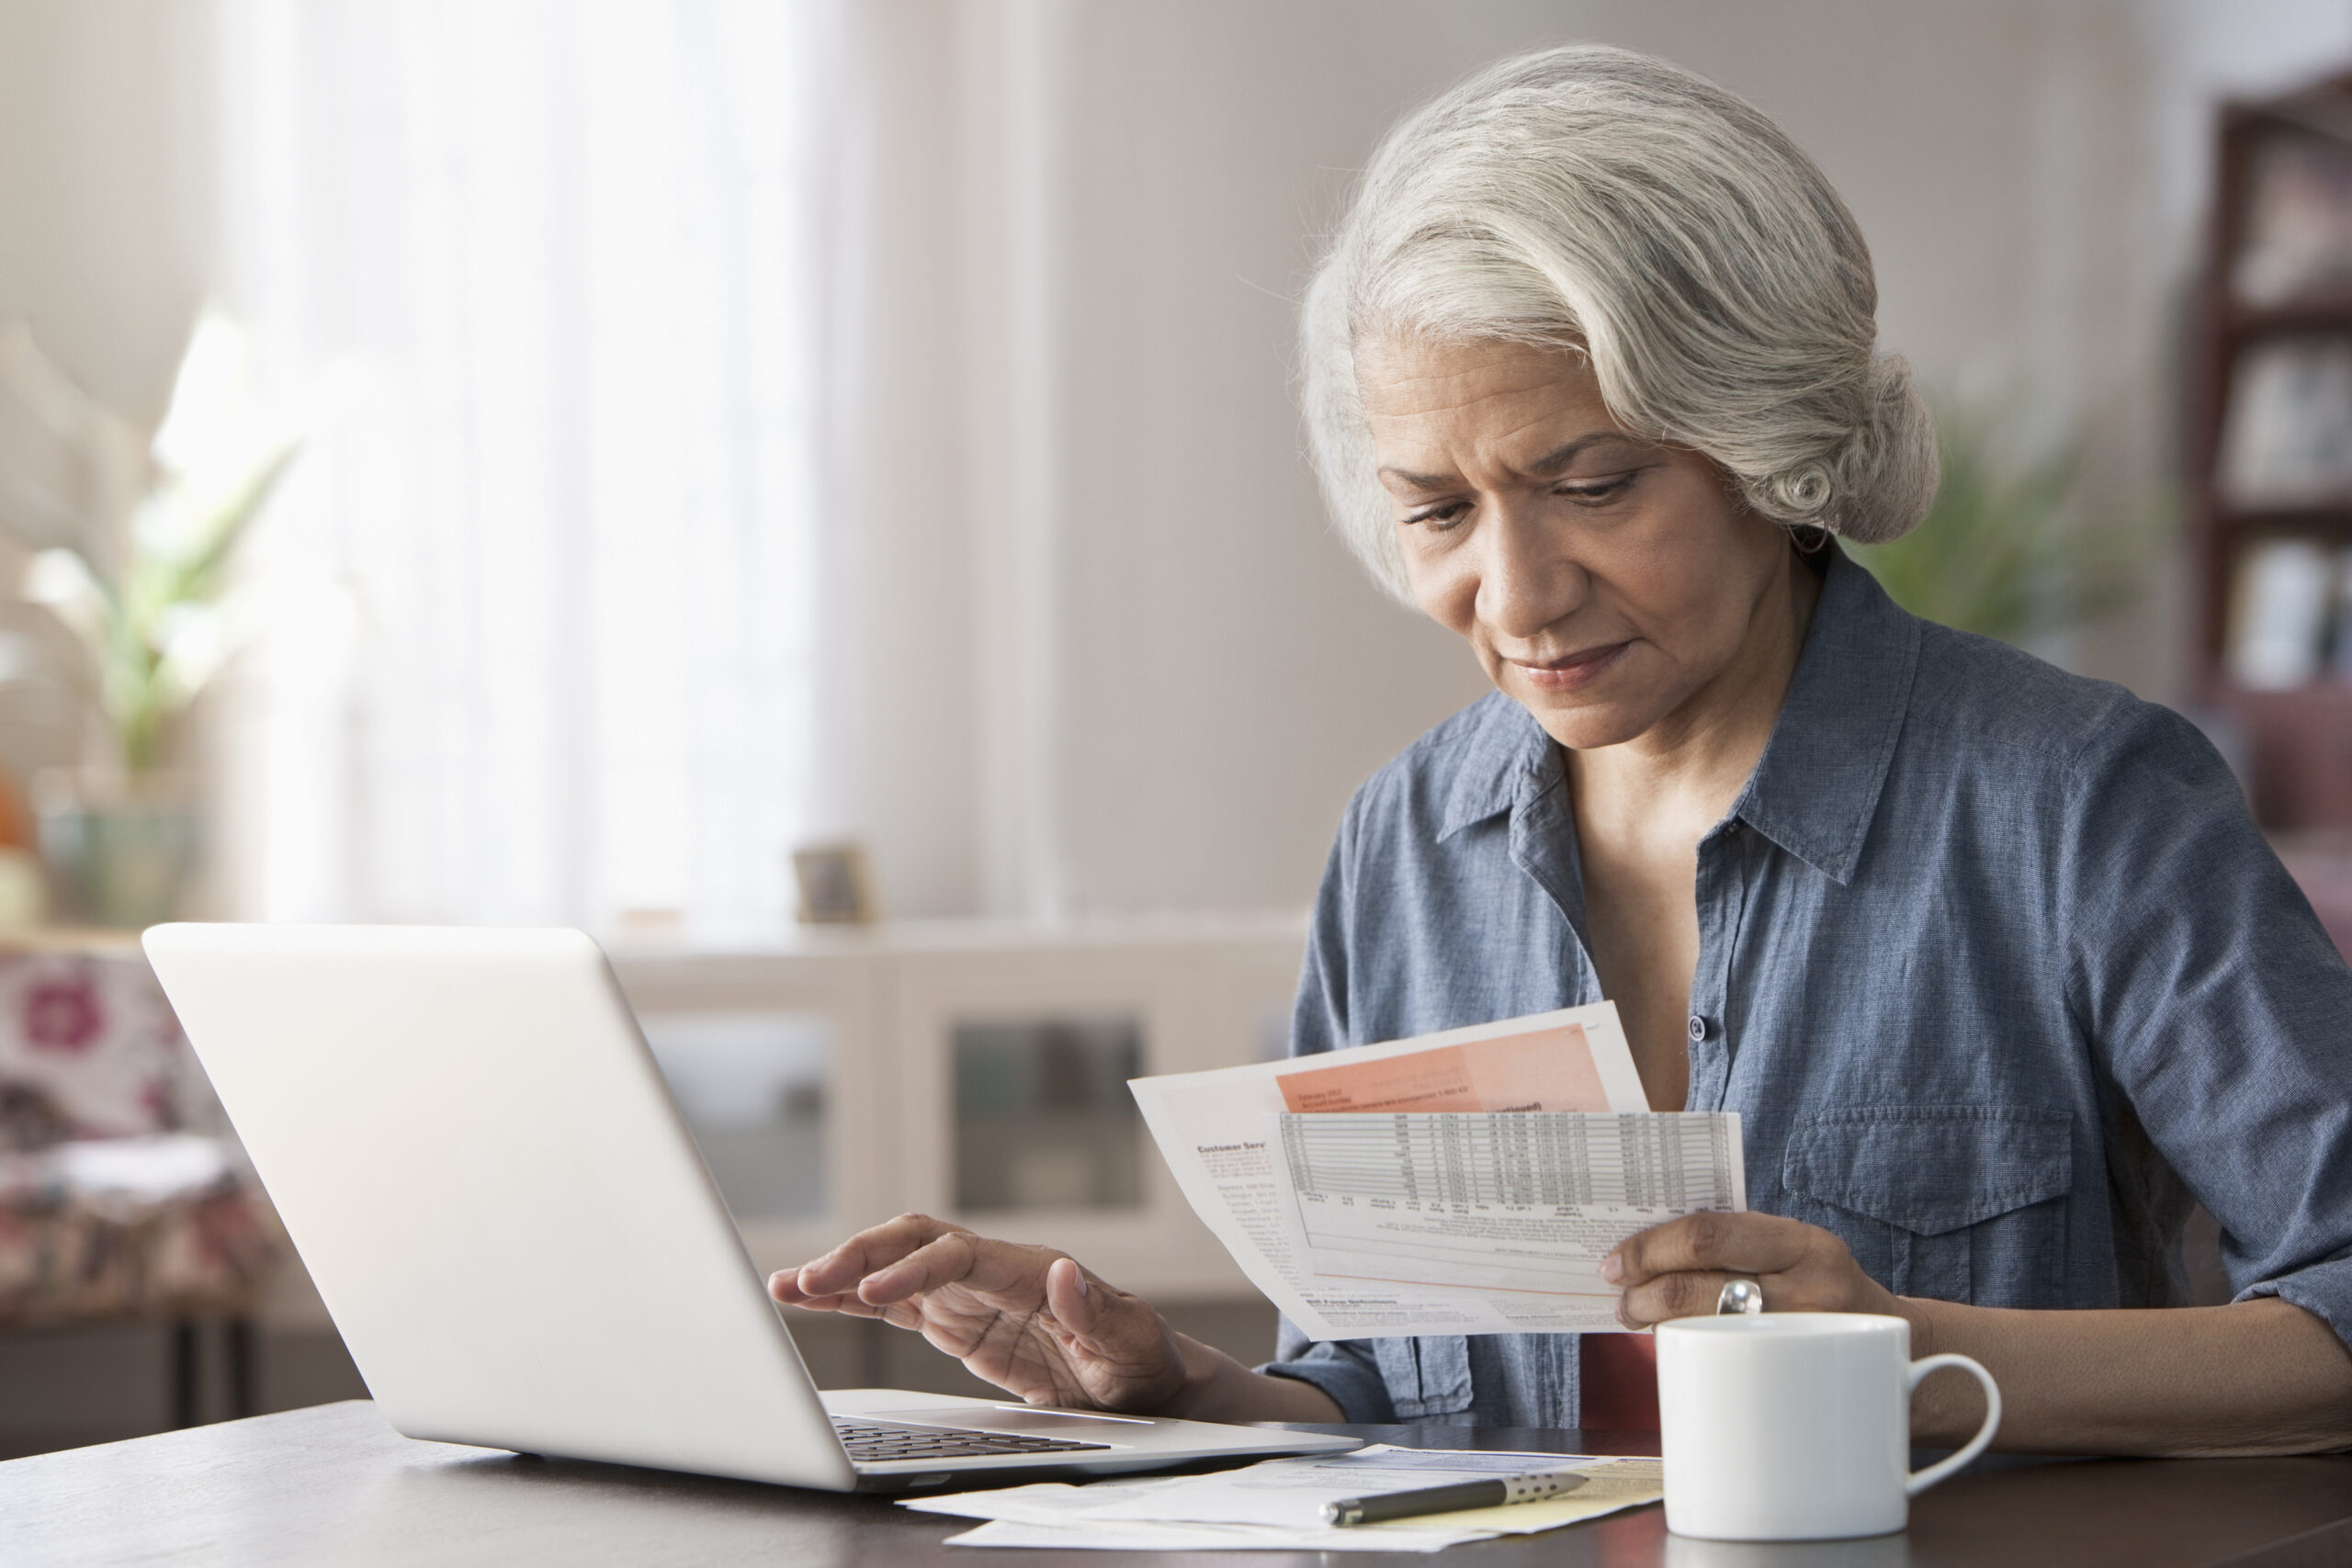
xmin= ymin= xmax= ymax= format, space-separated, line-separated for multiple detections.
xmin=1849 ymin=403 xmax=2157 ymax=647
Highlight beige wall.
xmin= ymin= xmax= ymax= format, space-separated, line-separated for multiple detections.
xmin=8 ymin=0 xmax=2352 ymax=922
xmin=0 ymin=0 xmax=218 ymax=420
xmin=837 ymin=0 xmax=2352 ymax=921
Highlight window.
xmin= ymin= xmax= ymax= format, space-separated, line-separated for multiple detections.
xmin=220 ymin=0 xmax=847 ymax=939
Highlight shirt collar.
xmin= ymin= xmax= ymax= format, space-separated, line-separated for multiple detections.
xmin=1733 ymin=547 xmax=1919 ymax=885
xmin=1432 ymin=547 xmax=1918 ymax=886
xmin=1437 ymin=694 xmax=1560 ymax=841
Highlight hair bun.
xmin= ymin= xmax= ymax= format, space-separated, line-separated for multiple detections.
xmin=1835 ymin=355 xmax=1939 ymax=545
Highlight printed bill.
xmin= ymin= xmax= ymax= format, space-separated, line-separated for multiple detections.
xmin=1128 ymin=1003 xmax=1745 ymax=1338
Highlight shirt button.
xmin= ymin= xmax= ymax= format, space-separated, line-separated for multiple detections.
xmin=1688 ymin=1015 xmax=1709 ymax=1043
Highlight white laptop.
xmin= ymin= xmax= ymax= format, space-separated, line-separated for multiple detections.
xmin=141 ymin=923 xmax=1357 ymax=1491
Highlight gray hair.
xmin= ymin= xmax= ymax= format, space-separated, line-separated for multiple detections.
xmin=1301 ymin=45 xmax=1939 ymax=602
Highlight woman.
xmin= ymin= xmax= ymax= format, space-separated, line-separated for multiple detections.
xmin=774 ymin=45 xmax=2352 ymax=1454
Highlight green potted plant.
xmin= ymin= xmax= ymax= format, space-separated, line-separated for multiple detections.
xmin=0 ymin=310 xmax=295 ymax=927
xmin=1848 ymin=400 xmax=2150 ymax=647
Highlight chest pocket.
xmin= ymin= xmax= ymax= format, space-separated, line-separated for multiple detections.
xmin=1781 ymin=1107 xmax=2074 ymax=1306
xmin=1372 ymin=1336 xmax=1474 ymax=1420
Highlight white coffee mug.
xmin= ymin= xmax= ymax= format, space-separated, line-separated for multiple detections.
xmin=1656 ymin=1312 xmax=2000 ymax=1541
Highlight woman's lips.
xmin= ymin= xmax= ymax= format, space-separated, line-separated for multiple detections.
xmin=1510 ymin=642 xmax=1627 ymax=692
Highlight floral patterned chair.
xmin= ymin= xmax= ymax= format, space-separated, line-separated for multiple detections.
xmin=0 ymin=944 xmax=277 ymax=1425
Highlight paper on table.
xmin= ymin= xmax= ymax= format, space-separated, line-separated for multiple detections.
xmin=1408 ymin=1459 xmax=1665 ymax=1535
xmin=907 ymin=1474 xmax=1485 ymax=1551
xmin=939 ymin=1517 xmax=1486 ymax=1551
xmin=909 ymin=1447 xmax=1665 ymax=1551
xmin=1129 ymin=1002 xmax=1743 ymax=1338
xmin=916 ymin=1488 xmax=1494 ymax=1552
xmin=1074 ymin=1444 xmax=1640 ymax=1528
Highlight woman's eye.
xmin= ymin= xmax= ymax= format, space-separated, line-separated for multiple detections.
xmin=1556 ymin=473 xmax=1636 ymax=506
xmin=1402 ymin=502 xmax=1471 ymax=531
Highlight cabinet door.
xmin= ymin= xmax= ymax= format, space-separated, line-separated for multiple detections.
xmin=887 ymin=932 xmax=1302 ymax=1300
xmin=610 ymin=950 xmax=888 ymax=1277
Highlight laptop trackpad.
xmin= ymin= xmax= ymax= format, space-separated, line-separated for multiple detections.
xmin=877 ymin=1404 xmax=1153 ymax=1435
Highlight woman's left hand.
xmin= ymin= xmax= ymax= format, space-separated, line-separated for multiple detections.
xmin=1601 ymin=1212 xmax=1905 ymax=1328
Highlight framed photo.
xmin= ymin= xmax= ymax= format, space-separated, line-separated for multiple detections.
xmin=790 ymin=840 xmax=876 ymax=925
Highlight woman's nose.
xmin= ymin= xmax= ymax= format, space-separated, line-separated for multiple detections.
xmin=1475 ymin=504 xmax=1585 ymax=639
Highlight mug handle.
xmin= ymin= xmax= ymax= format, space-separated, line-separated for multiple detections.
xmin=1904 ymin=1352 xmax=2002 ymax=1496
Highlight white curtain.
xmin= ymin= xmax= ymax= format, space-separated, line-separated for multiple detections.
xmin=219 ymin=0 xmax=847 ymax=939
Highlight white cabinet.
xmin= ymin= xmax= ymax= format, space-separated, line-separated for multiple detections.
xmin=609 ymin=918 xmax=1303 ymax=1301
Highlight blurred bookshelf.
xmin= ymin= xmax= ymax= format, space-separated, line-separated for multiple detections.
xmin=2197 ymin=70 xmax=2352 ymax=825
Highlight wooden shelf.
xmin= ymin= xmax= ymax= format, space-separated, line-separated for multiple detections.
xmin=2194 ymin=72 xmax=2352 ymax=828
xmin=2211 ymin=501 xmax=2352 ymax=524
xmin=2206 ymin=678 xmax=2352 ymax=704
xmin=2211 ymin=501 xmax=2352 ymax=529
xmin=2202 ymin=682 xmax=2352 ymax=827
xmin=2224 ymin=298 xmax=2352 ymax=338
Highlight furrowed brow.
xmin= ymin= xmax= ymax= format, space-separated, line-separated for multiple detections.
xmin=1376 ymin=465 xmax=1462 ymax=491
xmin=1377 ymin=433 xmax=1637 ymax=492
xmin=1523 ymin=434 xmax=1636 ymax=478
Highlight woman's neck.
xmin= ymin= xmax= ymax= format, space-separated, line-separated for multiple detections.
xmin=1568 ymin=543 xmax=1821 ymax=835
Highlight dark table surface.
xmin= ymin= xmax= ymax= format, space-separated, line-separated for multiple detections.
xmin=6 ymin=1400 xmax=2352 ymax=1567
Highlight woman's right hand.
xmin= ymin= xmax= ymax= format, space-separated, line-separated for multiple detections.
xmin=769 ymin=1213 xmax=1191 ymax=1413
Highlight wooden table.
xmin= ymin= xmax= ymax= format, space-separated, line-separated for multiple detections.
xmin=6 ymin=1401 xmax=2351 ymax=1566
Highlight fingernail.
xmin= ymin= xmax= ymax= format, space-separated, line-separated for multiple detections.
xmin=1600 ymin=1253 xmax=1623 ymax=1284
xmin=1075 ymin=1271 xmax=1090 ymax=1299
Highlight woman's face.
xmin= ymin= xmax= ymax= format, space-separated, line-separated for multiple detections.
xmin=1359 ymin=335 xmax=1798 ymax=753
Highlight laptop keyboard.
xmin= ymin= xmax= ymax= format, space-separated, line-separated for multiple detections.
xmin=831 ymin=1416 xmax=1114 ymax=1464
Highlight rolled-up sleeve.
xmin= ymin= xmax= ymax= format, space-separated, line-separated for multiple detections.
xmin=2065 ymin=703 xmax=2352 ymax=1343
xmin=1261 ymin=1314 xmax=1397 ymax=1422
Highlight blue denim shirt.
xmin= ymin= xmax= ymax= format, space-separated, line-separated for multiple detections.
xmin=1260 ymin=547 xmax=2352 ymax=1427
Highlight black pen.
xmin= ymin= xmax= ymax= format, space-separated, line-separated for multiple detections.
xmin=1324 ymin=1469 xmax=1589 ymax=1527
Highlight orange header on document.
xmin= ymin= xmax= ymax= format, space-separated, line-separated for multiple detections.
xmin=1275 ymin=1023 xmax=1610 ymax=1115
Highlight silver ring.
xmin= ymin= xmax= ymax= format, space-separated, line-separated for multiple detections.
xmin=1715 ymin=1278 xmax=1763 ymax=1316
